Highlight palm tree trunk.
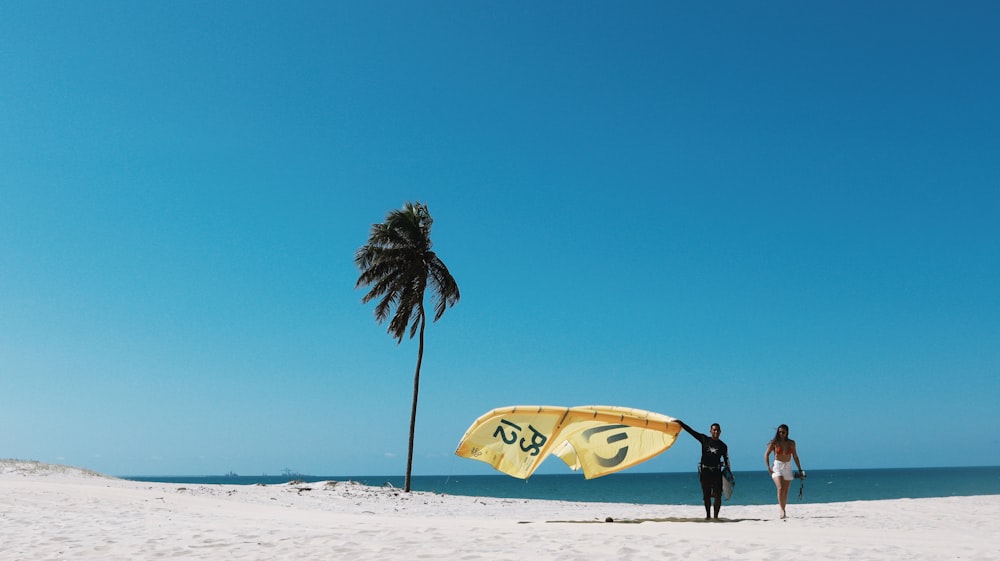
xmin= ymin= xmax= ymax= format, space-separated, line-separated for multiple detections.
xmin=404 ymin=314 xmax=426 ymax=493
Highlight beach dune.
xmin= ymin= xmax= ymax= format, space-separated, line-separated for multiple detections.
xmin=1 ymin=460 xmax=997 ymax=560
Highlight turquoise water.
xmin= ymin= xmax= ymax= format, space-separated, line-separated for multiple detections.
xmin=125 ymin=466 xmax=1000 ymax=505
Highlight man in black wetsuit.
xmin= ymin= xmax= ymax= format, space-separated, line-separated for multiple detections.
xmin=678 ymin=420 xmax=730 ymax=519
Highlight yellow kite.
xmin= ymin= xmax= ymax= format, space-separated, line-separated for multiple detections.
xmin=454 ymin=405 xmax=682 ymax=479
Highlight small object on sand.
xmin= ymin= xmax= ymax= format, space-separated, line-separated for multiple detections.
xmin=605 ymin=517 xmax=614 ymax=523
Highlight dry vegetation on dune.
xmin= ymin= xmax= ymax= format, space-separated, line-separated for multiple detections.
xmin=0 ymin=459 xmax=109 ymax=479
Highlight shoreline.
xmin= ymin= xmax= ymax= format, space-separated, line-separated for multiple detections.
xmin=5 ymin=459 xmax=1000 ymax=505
xmin=120 ymin=465 xmax=1000 ymax=506
xmin=2 ymin=461 xmax=999 ymax=560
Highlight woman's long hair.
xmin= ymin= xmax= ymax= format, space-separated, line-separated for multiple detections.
xmin=770 ymin=424 xmax=790 ymax=444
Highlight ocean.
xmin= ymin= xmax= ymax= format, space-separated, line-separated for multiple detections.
xmin=125 ymin=466 xmax=1000 ymax=505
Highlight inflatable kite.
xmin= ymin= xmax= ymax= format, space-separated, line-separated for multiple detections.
xmin=454 ymin=405 xmax=682 ymax=479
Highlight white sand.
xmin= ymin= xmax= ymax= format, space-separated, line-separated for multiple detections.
xmin=1 ymin=460 xmax=997 ymax=560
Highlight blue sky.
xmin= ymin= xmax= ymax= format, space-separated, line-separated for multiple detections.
xmin=2 ymin=2 xmax=997 ymax=477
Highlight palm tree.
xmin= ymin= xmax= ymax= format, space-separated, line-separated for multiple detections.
xmin=354 ymin=201 xmax=460 ymax=492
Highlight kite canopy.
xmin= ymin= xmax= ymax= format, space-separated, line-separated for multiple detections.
xmin=454 ymin=405 xmax=682 ymax=479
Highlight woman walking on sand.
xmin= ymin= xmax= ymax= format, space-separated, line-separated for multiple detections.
xmin=765 ymin=424 xmax=804 ymax=519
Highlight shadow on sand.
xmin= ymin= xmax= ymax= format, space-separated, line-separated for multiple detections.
xmin=529 ymin=517 xmax=767 ymax=524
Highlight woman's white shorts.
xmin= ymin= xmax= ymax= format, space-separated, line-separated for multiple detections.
xmin=772 ymin=460 xmax=793 ymax=481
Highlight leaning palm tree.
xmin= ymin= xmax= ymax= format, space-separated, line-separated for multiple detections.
xmin=354 ymin=201 xmax=460 ymax=492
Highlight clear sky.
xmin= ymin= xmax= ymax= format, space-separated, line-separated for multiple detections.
xmin=2 ymin=2 xmax=998 ymax=477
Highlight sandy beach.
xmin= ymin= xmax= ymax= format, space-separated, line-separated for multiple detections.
xmin=2 ymin=460 xmax=997 ymax=561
